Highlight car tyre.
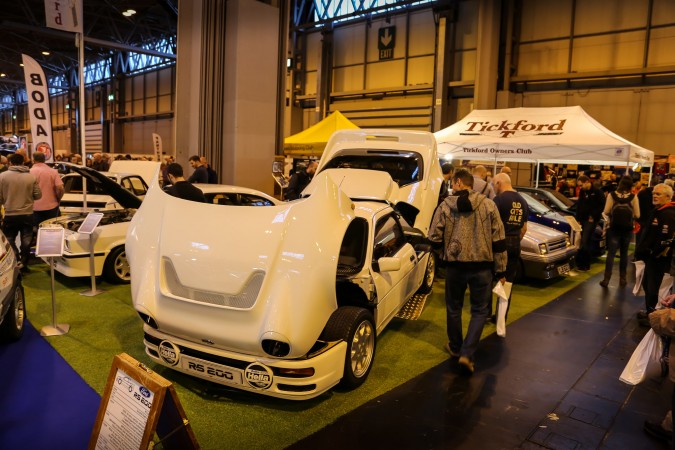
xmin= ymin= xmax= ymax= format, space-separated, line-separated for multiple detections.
xmin=103 ymin=246 xmax=131 ymax=284
xmin=0 ymin=283 xmax=25 ymax=342
xmin=321 ymin=306 xmax=376 ymax=389
xmin=416 ymin=252 xmax=435 ymax=294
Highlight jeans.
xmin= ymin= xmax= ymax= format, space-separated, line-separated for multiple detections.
xmin=33 ymin=206 xmax=60 ymax=227
xmin=445 ymin=265 xmax=493 ymax=360
xmin=603 ymin=228 xmax=632 ymax=281
xmin=2 ymin=214 xmax=34 ymax=266
xmin=576 ymin=220 xmax=595 ymax=269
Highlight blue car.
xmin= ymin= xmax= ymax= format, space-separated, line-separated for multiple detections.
xmin=517 ymin=187 xmax=606 ymax=256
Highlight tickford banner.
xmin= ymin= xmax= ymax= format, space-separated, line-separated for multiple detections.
xmin=44 ymin=0 xmax=83 ymax=33
xmin=22 ymin=54 xmax=54 ymax=162
xmin=434 ymin=106 xmax=654 ymax=167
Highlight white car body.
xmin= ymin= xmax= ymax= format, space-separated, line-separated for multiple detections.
xmin=0 ymin=231 xmax=24 ymax=342
xmin=128 ymin=129 xmax=441 ymax=400
xmin=42 ymin=165 xmax=278 ymax=284
xmin=59 ymin=161 xmax=159 ymax=213
xmin=312 ymin=129 xmax=444 ymax=236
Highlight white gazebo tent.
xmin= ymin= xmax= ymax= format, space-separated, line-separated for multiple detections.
xmin=434 ymin=106 xmax=654 ymax=184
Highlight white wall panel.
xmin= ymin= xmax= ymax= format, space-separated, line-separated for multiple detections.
xmin=518 ymin=40 xmax=569 ymax=76
xmin=575 ymin=0 xmax=648 ymax=35
xmin=653 ymin=0 xmax=675 ymax=25
xmin=637 ymin=88 xmax=675 ymax=154
xmin=305 ymin=32 xmax=321 ymax=71
xmin=453 ymin=50 xmax=476 ymax=81
xmin=407 ymin=55 xmax=434 ymax=85
xmin=333 ymin=66 xmax=364 ymax=92
xmin=455 ymin=0 xmax=478 ymax=49
xmin=366 ymin=60 xmax=406 ymax=89
xmin=572 ymin=31 xmax=645 ymax=72
xmin=648 ymin=27 xmax=675 ymax=67
xmin=408 ymin=11 xmax=435 ymax=56
xmin=334 ymin=24 xmax=365 ymax=67
xmin=520 ymin=0 xmax=571 ymax=41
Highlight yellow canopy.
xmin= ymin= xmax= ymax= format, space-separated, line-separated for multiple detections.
xmin=284 ymin=111 xmax=359 ymax=156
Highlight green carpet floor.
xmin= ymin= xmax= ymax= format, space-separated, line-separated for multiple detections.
xmin=23 ymin=261 xmax=604 ymax=449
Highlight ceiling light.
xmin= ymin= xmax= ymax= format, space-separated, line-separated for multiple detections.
xmin=19 ymin=63 xmax=24 ymax=67
xmin=42 ymin=51 xmax=50 ymax=56
xmin=122 ymin=9 xmax=136 ymax=16
xmin=0 ymin=74 xmax=5 ymax=78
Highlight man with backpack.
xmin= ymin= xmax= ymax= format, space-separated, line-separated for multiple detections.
xmin=600 ymin=175 xmax=640 ymax=287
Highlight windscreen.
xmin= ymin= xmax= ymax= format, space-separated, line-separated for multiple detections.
xmin=322 ymin=151 xmax=423 ymax=187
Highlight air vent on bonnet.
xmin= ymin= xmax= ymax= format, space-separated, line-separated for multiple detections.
xmin=162 ymin=257 xmax=264 ymax=309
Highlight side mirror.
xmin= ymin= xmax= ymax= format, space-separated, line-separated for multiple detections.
xmin=376 ymin=257 xmax=401 ymax=272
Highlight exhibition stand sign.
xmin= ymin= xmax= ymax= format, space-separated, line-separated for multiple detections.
xmin=434 ymin=106 xmax=654 ymax=167
xmin=89 ymin=353 xmax=198 ymax=450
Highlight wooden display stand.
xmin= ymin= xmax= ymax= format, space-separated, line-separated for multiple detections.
xmin=89 ymin=353 xmax=199 ymax=450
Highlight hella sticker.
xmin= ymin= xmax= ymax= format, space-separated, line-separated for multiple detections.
xmin=158 ymin=340 xmax=180 ymax=366
xmin=245 ymin=363 xmax=274 ymax=389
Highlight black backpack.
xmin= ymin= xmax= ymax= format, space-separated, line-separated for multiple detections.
xmin=610 ymin=192 xmax=634 ymax=231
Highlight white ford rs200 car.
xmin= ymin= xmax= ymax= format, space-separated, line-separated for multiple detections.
xmin=128 ymin=130 xmax=442 ymax=400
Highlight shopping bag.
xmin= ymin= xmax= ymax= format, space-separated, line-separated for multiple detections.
xmin=619 ymin=329 xmax=666 ymax=385
xmin=633 ymin=260 xmax=645 ymax=296
xmin=492 ymin=281 xmax=512 ymax=338
xmin=659 ymin=274 xmax=673 ymax=306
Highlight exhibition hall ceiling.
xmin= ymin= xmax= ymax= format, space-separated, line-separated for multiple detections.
xmin=0 ymin=0 xmax=178 ymax=97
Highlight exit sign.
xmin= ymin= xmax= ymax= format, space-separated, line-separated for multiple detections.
xmin=378 ymin=26 xmax=396 ymax=60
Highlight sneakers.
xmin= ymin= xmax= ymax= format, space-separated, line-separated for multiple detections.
xmin=458 ymin=356 xmax=475 ymax=376
xmin=599 ymin=278 xmax=609 ymax=288
xmin=444 ymin=342 xmax=460 ymax=359
xmin=643 ymin=420 xmax=672 ymax=444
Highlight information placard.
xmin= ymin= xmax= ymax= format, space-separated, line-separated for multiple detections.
xmin=89 ymin=353 xmax=198 ymax=450
xmin=35 ymin=226 xmax=65 ymax=257
xmin=78 ymin=212 xmax=104 ymax=234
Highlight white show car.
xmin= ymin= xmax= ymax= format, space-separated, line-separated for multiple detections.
xmin=0 ymin=231 xmax=25 ymax=342
xmin=59 ymin=161 xmax=159 ymax=213
xmin=128 ymin=129 xmax=442 ymax=400
xmin=42 ymin=165 xmax=279 ymax=284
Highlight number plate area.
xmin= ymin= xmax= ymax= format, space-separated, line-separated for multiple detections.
xmin=179 ymin=354 xmax=244 ymax=385
xmin=557 ymin=263 xmax=571 ymax=275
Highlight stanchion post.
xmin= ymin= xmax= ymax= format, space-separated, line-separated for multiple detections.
xmin=40 ymin=256 xmax=70 ymax=336
xmin=81 ymin=231 xmax=104 ymax=296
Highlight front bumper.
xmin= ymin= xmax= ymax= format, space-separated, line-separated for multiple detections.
xmin=142 ymin=325 xmax=347 ymax=401
xmin=42 ymin=251 xmax=106 ymax=278
xmin=521 ymin=247 xmax=577 ymax=280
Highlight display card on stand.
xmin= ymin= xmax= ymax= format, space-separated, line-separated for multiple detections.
xmin=89 ymin=353 xmax=199 ymax=450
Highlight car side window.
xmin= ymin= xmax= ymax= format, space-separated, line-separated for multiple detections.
xmin=372 ymin=214 xmax=406 ymax=261
xmin=126 ymin=177 xmax=148 ymax=196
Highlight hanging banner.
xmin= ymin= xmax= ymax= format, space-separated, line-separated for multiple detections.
xmin=44 ymin=0 xmax=83 ymax=33
xmin=22 ymin=55 xmax=54 ymax=163
xmin=152 ymin=133 xmax=162 ymax=162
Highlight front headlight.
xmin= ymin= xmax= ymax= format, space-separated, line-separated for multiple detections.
xmin=538 ymin=243 xmax=548 ymax=255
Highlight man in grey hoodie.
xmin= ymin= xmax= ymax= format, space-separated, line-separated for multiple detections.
xmin=0 ymin=153 xmax=42 ymax=270
xmin=429 ymin=168 xmax=507 ymax=375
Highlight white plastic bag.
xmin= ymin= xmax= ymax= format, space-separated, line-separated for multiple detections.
xmin=633 ymin=260 xmax=645 ymax=296
xmin=619 ymin=329 xmax=664 ymax=385
xmin=492 ymin=282 xmax=512 ymax=338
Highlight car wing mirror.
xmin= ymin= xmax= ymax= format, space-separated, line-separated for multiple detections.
xmin=376 ymin=256 xmax=401 ymax=272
